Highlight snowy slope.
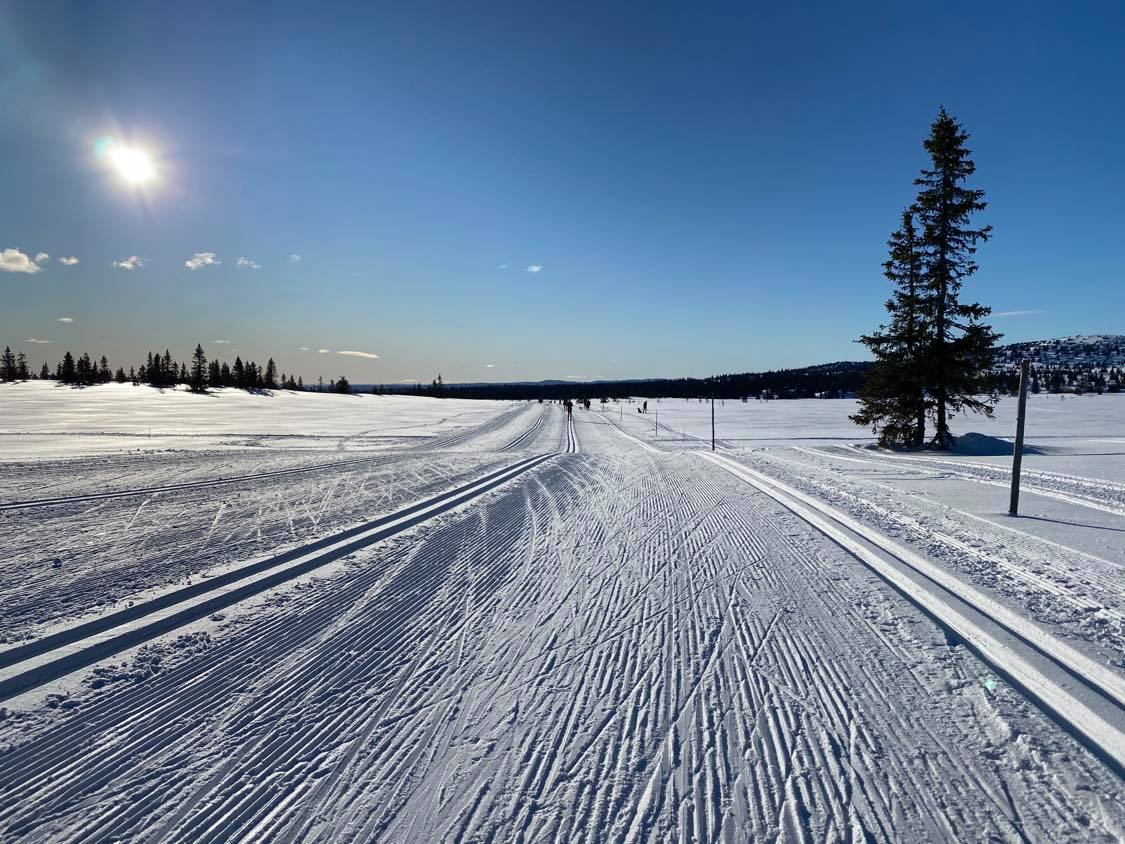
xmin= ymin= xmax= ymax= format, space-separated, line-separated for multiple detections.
xmin=995 ymin=334 xmax=1125 ymax=368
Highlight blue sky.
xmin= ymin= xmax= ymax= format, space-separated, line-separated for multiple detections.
xmin=1 ymin=0 xmax=1122 ymax=383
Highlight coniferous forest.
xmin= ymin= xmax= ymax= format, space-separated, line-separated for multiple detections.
xmin=0 ymin=343 xmax=311 ymax=392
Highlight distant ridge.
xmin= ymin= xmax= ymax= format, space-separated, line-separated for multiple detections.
xmin=993 ymin=335 xmax=1125 ymax=368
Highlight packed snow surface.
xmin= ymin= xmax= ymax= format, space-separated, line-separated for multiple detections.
xmin=0 ymin=384 xmax=1122 ymax=841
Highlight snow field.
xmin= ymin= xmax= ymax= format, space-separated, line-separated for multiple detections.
xmin=0 ymin=389 xmax=1121 ymax=841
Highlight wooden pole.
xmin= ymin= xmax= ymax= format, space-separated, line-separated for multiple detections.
xmin=1009 ymin=358 xmax=1030 ymax=516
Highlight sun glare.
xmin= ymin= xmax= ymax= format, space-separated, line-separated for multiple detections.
xmin=110 ymin=145 xmax=157 ymax=184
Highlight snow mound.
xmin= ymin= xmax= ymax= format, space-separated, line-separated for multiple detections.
xmin=951 ymin=432 xmax=1041 ymax=456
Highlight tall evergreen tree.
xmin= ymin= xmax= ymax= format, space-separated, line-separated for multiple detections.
xmin=264 ymin=358 xmax=278 ymax=390
xmin=913 ymin=108 xmax=1000 ymax=447
xmin=61 ymin=351 xmax=76 ymax=384
xmin=851 ymin=209 xmax=930 ymax=446
xmin=190 ymin=344 xmax=208 ymax=392
xmin=0 ymin=346 xmax=15 ymax=381
xmin=40 ymin=362 xmax=50 ymax=380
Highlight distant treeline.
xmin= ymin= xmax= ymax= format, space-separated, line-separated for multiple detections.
xmin=1002 ymin=364 xmax=1122 ymax=395
xmin=4 ymin=344 xmax=1120 ymax=399
xmin=385 ymin=363 xmax=878 ymax=401
xmin=0 ymin=344 xmax=324 ymax=392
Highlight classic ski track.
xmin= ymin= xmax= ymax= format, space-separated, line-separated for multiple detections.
xmin=1 ymin=416 xmax=1122 ymax=841
xmin=500 ymin=406 xmax=548 ymax=450
xmin=590 ymin=411 xmax=660 ymax=453
xmin=0 ymin=453 xmax=555 ymax=702
xmin=413 ymin=404 xmax=530 ymax=451
xmin=1 ymin=404 xmax=531 ymax=511
xmin=796 ymin=445 xmax=1125 ymax=517
xmin=0 ymin=453 xmax=508 ymax=644
xmin=765 ymin=448 xmax=1124 ymax=632
xmin=847 ymin=445 xmax=1125 ymax=494
xmin=700 ymin=451 xmax=1125 ymax=777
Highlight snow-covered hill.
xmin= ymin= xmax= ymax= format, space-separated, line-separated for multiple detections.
xmin=994 ymin=334 xmax=1125 ymax=368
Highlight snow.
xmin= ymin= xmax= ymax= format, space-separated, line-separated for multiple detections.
xmin=0 ymin=385 xmax=1122 ymax=841
xmin=624 ymin=391 xmax=1125 ymax=447
xmin=0 ymin=380 xmax=515 ymax=460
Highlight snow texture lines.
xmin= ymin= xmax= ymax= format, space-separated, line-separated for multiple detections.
xmin=1 ymin=452 xmax=1119 ymax=841
xmin=0 ymin=453 xmax=555 ymax=702
xmin=700 ymin=451 xmax=1125 ymax=777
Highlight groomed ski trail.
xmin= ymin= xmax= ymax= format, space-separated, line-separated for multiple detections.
xmin=700 ymin=451 xmax=1125 ymax=777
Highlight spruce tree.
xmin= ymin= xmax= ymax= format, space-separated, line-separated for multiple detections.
xmin=264 ymin=358 xmax=278 ymax=389
xmin=190 ymin=344 xmax=208 ymax=392
xmin=0 ymin=346 xmax=15 ymax=381
xmin=40 ymin=362 xmax=50 ymax=380
xmin=913 ymin=108 xmax=1000 ymax=447
xmin=851 ymin=208 xmax=930 ymax=446
xmin=61 ymin=352 xmax=76 ymax=384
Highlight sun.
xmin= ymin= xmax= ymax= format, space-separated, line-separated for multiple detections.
xmin=109 ymin=145 xmax=156 ymax=185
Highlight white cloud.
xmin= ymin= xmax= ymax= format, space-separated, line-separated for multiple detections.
xmin=288 ymin=253 xmax=302 ymax=264
xmin=564 ymin=375 xmax=589 ymax=381
xmin=994 ymin=309 xmax=1047 ymax=318
xmin=185 ymin=252 xmax=221 ymax=270
xmin=525 ymin=265 xmax=543 ymax=273
xmin=0 ymin=248 xmax=43 ymax=274
xmin=338 ymin=350 xmax=379 ymax=359
xmin=26 ymin=337 xmax=52 ymax=344
xmin=298 ymin=346 xmax=310 ymax=351
xmin=113 ymin=255 xmax=145 ymax=270
xmin=397 ymin=378 xmax=420 ymax=383
xmin=212 ymin=339 xmax=231 ymax=344
xmin=485 ymin=363 xmax=495 ymax=368
xmin=58 ymin=256 xmax=79 ymax=266
xmin=236 ymin=257 xmax=261 ymax=269
xmin=498 ymin=264 xmax=508 ymax=269
xmin=317 ymin=348 xmax=331 ymax=354
xmin=34 ymin=252 xmax=49 ymax=264
xmin=57 ymin=317 xmax=74 ymax=323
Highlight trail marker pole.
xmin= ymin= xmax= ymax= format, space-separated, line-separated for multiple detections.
xmin=1009 ymin=358 xmax=1030 ymax=516
xmin=711 ymin=391 xmax=716 ymax=451
xmin=654 ymin=409 xmax=658 ymax=440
